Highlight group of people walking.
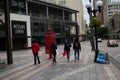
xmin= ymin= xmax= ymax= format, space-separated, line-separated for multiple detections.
xmin=64 ymin=38 xmax=81 ymax=62
xmin=31 ymin=38 xmax=81 ymax=65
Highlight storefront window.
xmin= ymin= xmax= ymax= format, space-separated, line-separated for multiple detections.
xmin=31 ymin=23 xmax=46 ymax=37
xmin=49 ymin=8 xmax=62 ymax=20
xmin=48 ymin=20 xmax=64 ymax=35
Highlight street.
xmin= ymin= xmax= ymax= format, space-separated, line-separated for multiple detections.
xmin=0 ymin=41 xmax=120 ymax=80
xmin=98 ymin=40 xmax=120 ymax=66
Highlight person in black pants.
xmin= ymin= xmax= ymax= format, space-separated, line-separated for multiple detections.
xmin=64 ymin=39 xmax=71 ymax=62
xmin=32 ymin=40 xmax=40 ymax=65
xmin=51 ymin=41 xmax=57 ymax=64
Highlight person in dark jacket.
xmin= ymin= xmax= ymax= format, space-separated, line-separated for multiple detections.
xmin=64 ymin=39 xmax=71 ymax=62
xmin=73 ymin=38 xmax=81 ymax=61
xmin=32 ymin=40 xmax=40 ymax=65
xmin=51 ymin=41 xmax=57 ymax=64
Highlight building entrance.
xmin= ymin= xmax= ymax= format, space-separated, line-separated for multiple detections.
xmin=12 ymin=38 xmax=27 ymax=50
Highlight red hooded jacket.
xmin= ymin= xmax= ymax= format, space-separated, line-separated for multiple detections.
xmin=32 ymin=42 xmax=40 ymax=54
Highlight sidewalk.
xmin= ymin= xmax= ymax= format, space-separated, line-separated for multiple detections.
xmin=0 ymin=42 xmax=120 ymax=80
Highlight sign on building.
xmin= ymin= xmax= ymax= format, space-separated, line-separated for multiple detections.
xmin=12 ymin=21 xmax=27 ymax=37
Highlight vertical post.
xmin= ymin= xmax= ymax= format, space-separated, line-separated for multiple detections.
xmin=75 ymin=12 xmax=79 ymax=40
xmin=75 ymin=13 xmax=77 ymax=22
xmin=63 ymin=10 xmax=65 ymax=21
xmin=62 ymin=10 xmax=66 ymax=40
xmin=94 ymin=25 xmax=99 ymax=62
xmin=93 ymin=0 xmax=96 ymax=9
xmin=5 ymin=0 xmax=13 ymax=64
xmin=46 ymin=6 xmax=49 ymax=19
xmin=46 ymin=6 xmax=49 ymax=30
xmin=26 ymin=0 xmax=28 ymax=15
xmin=76 ymin=25 xmax=79 ymax=40
xmin=93 ymin=10 xmax=99 ymax=62
xmin=89 ymin=0 xmax=95 ymax=51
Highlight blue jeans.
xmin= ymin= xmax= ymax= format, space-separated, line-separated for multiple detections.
xmin=74 ymin=49 xmax=80 ymax=60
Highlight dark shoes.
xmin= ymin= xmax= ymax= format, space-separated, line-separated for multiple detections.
xmin=74 ymin=59 xmax=76 ymax=62
xmin=74 ymin=58 xmax=79 ymax=62
xmin=53 ymin=61 xmax=57 ymax=65
xmin=34 ymin=61 xmax=40 ymax=65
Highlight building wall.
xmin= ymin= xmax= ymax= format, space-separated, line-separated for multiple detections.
xmin=0 ymin=0 xmax=78 ymax=50
xmin=40 ymin=0 xmax=85 ymax=40
xmin=65 ymin=0 xmax=84 ymax=40
xmin=103 ymin=2 xmax=120 ymax=27
xmin=103 ymin=3 xmax=109 ymax=27
xmin=107 ymin=2 xmax=120 ymax=19
xmin=109 ymin=13 xmax=120 ymax=38
xmin=10 ymin=13 xmax=31 ymax=47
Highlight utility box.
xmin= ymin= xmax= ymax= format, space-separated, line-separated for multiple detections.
xmin=96 ymin=50 xmax=109 ymax=63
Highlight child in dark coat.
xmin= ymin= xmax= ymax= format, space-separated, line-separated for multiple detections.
xmin=51 ymin=42 xmax=57 ymax=64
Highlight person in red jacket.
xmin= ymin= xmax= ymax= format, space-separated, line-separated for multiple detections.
xmin=32 ymin=40 xmax=40 ymax=65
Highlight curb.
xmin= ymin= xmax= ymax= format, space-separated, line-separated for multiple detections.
xmin=108 ymin=55 xmax=120 ymax=71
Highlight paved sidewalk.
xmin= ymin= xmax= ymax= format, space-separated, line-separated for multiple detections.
xmin=0 ymin=42 xmax=120 ymax=80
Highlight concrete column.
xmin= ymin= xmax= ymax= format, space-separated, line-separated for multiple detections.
xmin=26 ymin=0 xmax=28 ymax=15
xmin=46 ymin=6 xmax=49 ymax=19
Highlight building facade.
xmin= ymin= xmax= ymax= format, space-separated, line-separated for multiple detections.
xmin=109 ymin=13 xmax=120 ymax=39
xmin=103 ymin=2 xmax=120 ymax=27
xmin=0 ymin=0 xmax=78 ymax=50
xmin=40 ymin=0 xmax=85 ymax=41
xmin=65 ymin=0 xmax=84 ymax=40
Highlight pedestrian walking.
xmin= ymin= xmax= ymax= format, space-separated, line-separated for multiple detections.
xmin=64 ymin=39 xmax=71 ymax=62
xmin=32 ymin=40 xmax=40 ymax=65
xmin=73 ymin=38 xmax=81 ymax=61
xmin=50 ymin=41 xmax=57 ymax=64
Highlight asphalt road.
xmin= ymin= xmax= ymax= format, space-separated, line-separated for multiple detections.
xmin=98 ymin=40 xmax=120 ymax=59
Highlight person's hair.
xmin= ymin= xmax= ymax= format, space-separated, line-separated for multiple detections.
xmin=75 ymin=38 xmax=79 ymax=42
xmin=68 ymin=39 xmax=70 ymax=42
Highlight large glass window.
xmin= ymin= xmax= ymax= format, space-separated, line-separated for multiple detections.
xmin=31 ymin=22 xmax=46 ymax=37
xmin=48 ymin=20 xmax=64 ymax=35
xmin=29 ymin=7 xmax=46 ymax=19
xmin=48 ymin=20 xmax=65 ymax=44
xmin=49 ymin=8 xmax=62 ymax=20
xmin=64 ymin=11 xmax=72 ymax=21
